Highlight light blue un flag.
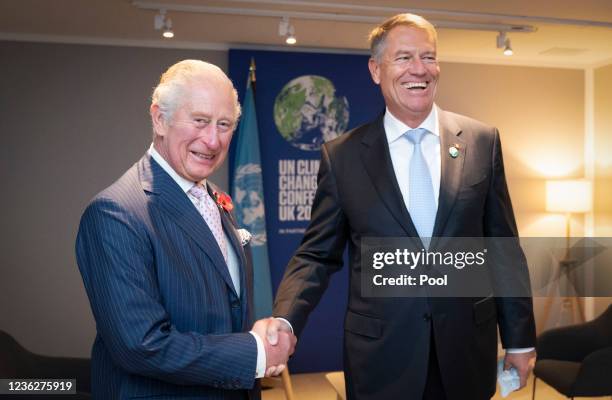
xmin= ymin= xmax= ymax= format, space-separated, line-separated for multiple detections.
xmin=231 ymin=70 xmax=273 ymax=320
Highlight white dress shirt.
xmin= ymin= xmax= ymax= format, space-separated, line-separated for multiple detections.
xmin=148 ymin=144 xmax=267 ymax=377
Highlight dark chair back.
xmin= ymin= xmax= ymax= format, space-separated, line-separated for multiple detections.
xmin=0 ymin=330 xmax=91 ymax=394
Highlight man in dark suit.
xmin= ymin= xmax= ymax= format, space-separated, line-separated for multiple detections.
xmin=268 ymin=14 xmax=536 ymax=400
xmin=76 ymin=60 xmax=295 ymax=399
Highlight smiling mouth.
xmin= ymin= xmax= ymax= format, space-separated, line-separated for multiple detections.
xmin=402 ymin=81 xmax=429 ymax=91
xmin=190 ymin=151 xmax=215 ymax=160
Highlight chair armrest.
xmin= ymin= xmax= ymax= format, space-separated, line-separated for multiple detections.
xmin=537 ymin=322 xmax=603 ymax=362
xmin=572 ymin=347 xmax=612 ymax=396
xmin=28 ymin=355 xmax=91 ymax=393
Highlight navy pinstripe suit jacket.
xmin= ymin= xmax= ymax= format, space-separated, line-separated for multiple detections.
xmin=76 ymin=153 xmax=260 ymax=400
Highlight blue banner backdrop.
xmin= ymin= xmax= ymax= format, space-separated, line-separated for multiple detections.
xmin=229 ymin=49 xmax=384 ymax=372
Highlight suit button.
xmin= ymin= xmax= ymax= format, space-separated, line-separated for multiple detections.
xmin=423 ymin=313 xmax=432 ymax=322
xmin=231 ymin=300 xmax=240 ymax=308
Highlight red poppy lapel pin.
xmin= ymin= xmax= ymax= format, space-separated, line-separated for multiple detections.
xmin=213 ymin=191 xmax=234 ymax=213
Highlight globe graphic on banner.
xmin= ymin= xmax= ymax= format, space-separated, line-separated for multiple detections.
xmin=274 ymin=75 xmax=349 ymax=151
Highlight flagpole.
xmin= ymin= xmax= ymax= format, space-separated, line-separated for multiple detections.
xmin=231 ymin=58 xmax=274 ymax=321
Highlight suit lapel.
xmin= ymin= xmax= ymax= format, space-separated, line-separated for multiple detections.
xmin=138 ymin=154 xmax=237 ymax=295
xmin=360 ymin=115 xmax=420 ymax=237
xmin=432 ymin=109 xmax=466 ymax=236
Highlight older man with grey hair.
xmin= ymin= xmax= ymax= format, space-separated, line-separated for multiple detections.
xmin=76 ymin=59 xmax=295 ymax=399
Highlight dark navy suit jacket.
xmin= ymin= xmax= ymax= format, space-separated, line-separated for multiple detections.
xmin=274 ymin=110 xmax=536 ymax=400
xmin=76 ymin=153 xmax=259 ymax=399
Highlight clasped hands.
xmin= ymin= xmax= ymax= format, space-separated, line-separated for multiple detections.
xmin=252 ymin=318 xmax=296 ymax=377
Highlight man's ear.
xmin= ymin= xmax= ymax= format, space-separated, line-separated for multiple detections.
xmin=368 ymin=58 xmax=381 ymax=85
xmin=150 ymin=104 xmax=167 ymax=137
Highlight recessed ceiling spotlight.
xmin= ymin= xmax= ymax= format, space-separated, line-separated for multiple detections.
xmin=162 ymin=19 xmax=174 ymax=38
xmin=279 ymin=16 xmax=297 ymax=45
xmin=154 ymin=9 xmax=174 ymax=39
xmin=496 ymin=31 xmax=513 ymax=56
xmin=503 ymin=41 xmax=513 ymax=56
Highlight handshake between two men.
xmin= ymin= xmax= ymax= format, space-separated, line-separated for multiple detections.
xmin=252 ymin=318 xmax=296 ymax=377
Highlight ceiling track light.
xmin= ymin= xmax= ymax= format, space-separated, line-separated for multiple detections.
xmin=154 ymin=9 xmax=174 ymax=39
xmin=278 ymin=16 xmax=296 ymax=45
xmin=503 ymin=41 xmax=513 ymax=56
xmin=496 ymin=31 xmax=513 ymax=56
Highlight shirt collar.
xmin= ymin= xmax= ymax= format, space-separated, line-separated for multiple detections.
xmin=148 ymin=143 xmax=205 ymax=193
xmin=384 ymin=105 xmax=439 ymax=144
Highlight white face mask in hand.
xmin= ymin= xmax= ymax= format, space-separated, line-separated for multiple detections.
xmin=497 ymin=359 xmax=521 ymax=397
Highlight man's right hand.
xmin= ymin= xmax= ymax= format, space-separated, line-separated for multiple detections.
xmin=252 ymin=318 xmax=296 ymax=376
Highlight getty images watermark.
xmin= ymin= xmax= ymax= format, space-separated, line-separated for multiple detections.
xmin=361 ymin=237 xmax=612 ymax=298
xmin=371 ymin=246 xmax=487 ymax=287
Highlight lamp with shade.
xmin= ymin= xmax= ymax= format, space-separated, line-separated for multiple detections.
xmin=546 ymin=179 xmax=593 ymax=257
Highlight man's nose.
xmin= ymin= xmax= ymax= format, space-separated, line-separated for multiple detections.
xmin=200 ymin=125 xmax=220 ymax=149
xmin=408 ymin=57 xmax=427 ymax=75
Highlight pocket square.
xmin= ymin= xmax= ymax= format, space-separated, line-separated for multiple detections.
xmin=237 ymin=229 xmax=252 ymax=246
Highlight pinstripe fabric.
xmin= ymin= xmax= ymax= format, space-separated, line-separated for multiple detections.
xmin=76 ymin=153 xmax=260 ymax=400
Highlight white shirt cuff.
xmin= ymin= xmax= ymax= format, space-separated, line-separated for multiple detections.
xmin=249 ymin=331 xmax=266 ymax=378
xmin=505 ymin=347 xmax=535 ymax=354
xmin=275 ymin=317 xmax=294 ymax=334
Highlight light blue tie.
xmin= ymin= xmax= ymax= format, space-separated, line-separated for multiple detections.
xmin=406 ymin=128 xmax=436 ymax=243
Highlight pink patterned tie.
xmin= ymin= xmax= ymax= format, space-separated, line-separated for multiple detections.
xmin=188 ymin=184 xmax=228 ymax=262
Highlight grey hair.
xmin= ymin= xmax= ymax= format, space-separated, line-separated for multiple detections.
xmin=151 ymin=59 xmax=241 ymax=125
xmin=368 ymin=13 xmax=438 ymax=62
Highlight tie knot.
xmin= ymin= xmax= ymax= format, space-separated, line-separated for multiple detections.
xmin=189 ymin=184 xmax=207 ymax=200
xmin=406 ymin=128 xmax=428 ymax=144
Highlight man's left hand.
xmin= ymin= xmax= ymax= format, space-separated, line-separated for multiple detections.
xmin=504 ymin=350 xmax=536 ymax=389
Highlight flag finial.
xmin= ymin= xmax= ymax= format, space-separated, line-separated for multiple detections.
xmin=249 ymin=58 xmax=256 ymax=84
